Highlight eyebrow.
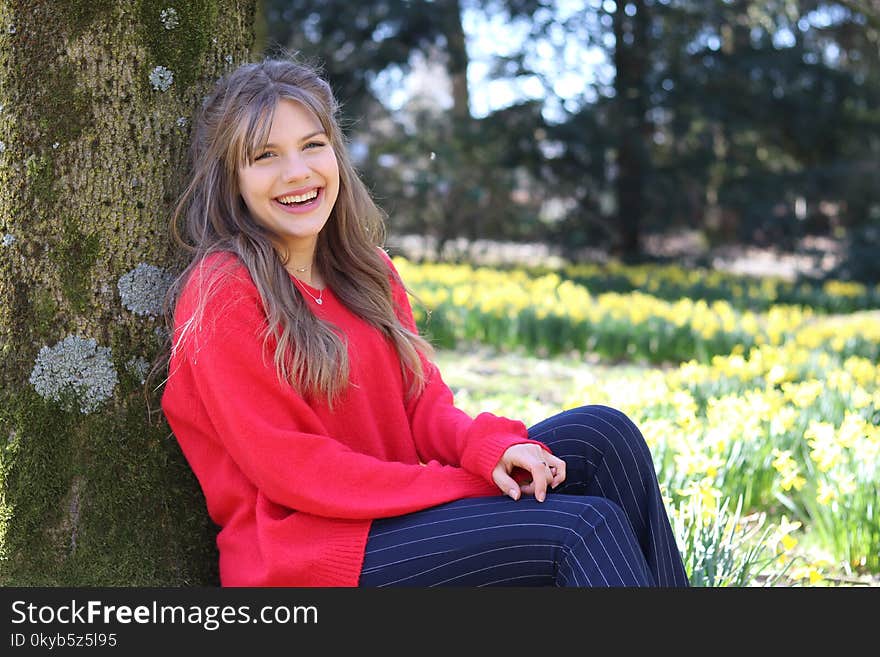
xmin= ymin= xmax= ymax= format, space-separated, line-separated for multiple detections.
xmin=260 ymin=130 xmax=327 ymax=150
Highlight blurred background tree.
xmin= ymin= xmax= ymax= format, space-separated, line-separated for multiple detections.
xmin=256 ymin=0 xmax=880 ymax=280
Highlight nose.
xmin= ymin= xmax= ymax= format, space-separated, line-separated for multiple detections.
xmin=281 ymin=152 xmax=311 ymax=182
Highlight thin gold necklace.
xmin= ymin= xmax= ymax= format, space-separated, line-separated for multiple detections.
xmin=293 ymin=276 xmax=324 ymax=305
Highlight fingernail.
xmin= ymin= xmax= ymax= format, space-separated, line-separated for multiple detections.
xmin=509 ymin=488 xmax=518 ymax=500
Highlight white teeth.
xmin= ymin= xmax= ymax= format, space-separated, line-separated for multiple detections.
xmin=278 ymin=189 xmax=318 ymax=204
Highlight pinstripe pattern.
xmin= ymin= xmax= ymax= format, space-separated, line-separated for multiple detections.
xmin=360 ymin=405 xmax=689 ymax=587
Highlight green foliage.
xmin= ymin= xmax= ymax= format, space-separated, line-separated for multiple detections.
xmin=671 ymin=496 xmax=794 ymax=587
xmin=539 ymin=262 xmax=880 ymax=314
xmin=260 ymin=0 xmax=880 ymax=280
xmin=259 ymin=0 xmax=447 ymax=120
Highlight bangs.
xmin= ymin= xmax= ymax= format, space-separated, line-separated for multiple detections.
xmin=232 ymin=96 xmax=277 ymax=169
xmin=229 ymin=88 xmax=331 ymax=171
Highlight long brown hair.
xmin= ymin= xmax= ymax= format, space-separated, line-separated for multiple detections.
xmin=158 ymin=58 xmax=433 ymax=406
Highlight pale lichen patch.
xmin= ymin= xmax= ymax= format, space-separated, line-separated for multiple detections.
xmin=149 ymin=65 xmax=173 ymax=91
xmin=29 ymin=335 xmax=118 ymax=414
xmin=117 ymin=263 xmax=174 ymax=317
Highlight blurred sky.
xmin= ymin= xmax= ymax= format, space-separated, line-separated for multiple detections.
xmin=464 ymin=0 xmax=610 ymax=118
xmin=373 ymin=0 xmax=609 ymax=121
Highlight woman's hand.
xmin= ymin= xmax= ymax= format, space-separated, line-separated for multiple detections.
xmin=492 ymin=444 xmax=566 ymax=502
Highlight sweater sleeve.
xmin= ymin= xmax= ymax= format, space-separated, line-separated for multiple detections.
xmin=380 ymin=251 xmax=551 ymax=483
xmin=168 ymin=266 xmax=496 ymax=521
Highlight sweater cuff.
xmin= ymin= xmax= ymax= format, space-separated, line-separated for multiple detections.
xmin=460 ymin=413 xmax=549 ymax=484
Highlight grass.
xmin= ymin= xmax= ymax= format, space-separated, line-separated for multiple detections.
xmin=433 ymin=344 xmax=657 ymax=428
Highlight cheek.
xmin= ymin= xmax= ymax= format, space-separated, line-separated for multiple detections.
xmin=327 ymin=159 xmax=341 ymax=195
xmin=236 ymin=181 xmax=266 ymax=220
xmin=236 ymin=171 xmax=251 ymax=199
xmin=327 ymin=171 xmax=341 ymax=204
xmin=237 ymin=188 xmax=255 ymax=216
xmin=238 ymin=172 xmax=268 ymax=204
xmin=325 ymin=152 xmax=340 ymax=182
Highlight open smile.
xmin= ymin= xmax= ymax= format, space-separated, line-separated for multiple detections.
xmin=272 ymin=187 xmax=323 ymax=214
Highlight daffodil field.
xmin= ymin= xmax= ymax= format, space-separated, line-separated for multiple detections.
xmin=395 ymin=257 xmax=880 ymax=586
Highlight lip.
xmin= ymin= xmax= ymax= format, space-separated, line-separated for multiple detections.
xmin=272 ymin=187 xmax=323 ymax=214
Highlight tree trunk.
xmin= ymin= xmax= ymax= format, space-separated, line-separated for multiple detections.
xmin=612 ymin=0 xmax=649 ymax=260
xmin=435 ymin=0 xmax=474 ymax=260
xmin=0 ymin=0 xmax=255 ymax=585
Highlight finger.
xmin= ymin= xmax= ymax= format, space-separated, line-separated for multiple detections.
xmin=529 ymin=460 xmax=551 ymax=502
xmin=493 ymin=469 xmax=522 ymax=501
xmin=548 ymin=457 xmax=566 ymax=488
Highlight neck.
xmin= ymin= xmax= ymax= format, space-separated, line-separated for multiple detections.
xmin=286 ymin=261 xmax=324 ymax=289
xmin=277 ymin=240 xmax=319 ymax=284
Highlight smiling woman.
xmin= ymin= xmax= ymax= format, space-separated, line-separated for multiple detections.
xmin=157 ymin=57 xmax=688 ymax=588
xmin=237 ymin=99 xmax=340 ymax=282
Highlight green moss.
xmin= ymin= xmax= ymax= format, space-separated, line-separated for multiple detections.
xmin=14 ymin=43 xmax=92 ymax=149
xmin=0 ymin=0 xmax=232 ymax=588
xmin=79 ymin=391 xmax=216 ymax=585
xmin=51 ymin=217 xmax=101 ymax=314
xmin=54 ymin=0 xmax=117 ymax=39
xmin=0 ymin=390 xmax=78 ymax=584
xmin=138 ymin=0 xmax=219 ymax=92
xmin=30 ymin=290 xmax=59 ymax=335
xmin=24 ymin=154 xmax=52 ymax=197
xmin=0 ymin=345 xmax=235 ymax=580
xmin=40 ymin=62 xmax=93 ymax=145
xmin=0 ymin=420 xmax=16 ymax=569
xmin=0 ymin=376 xmax=217 ymax=585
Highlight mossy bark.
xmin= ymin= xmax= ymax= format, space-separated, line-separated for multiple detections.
xmin=0 ymin=0 xmax=256 ymax=585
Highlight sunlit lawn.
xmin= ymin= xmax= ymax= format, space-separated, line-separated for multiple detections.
xmin=434 ymin=344 xmax=651 ymax=428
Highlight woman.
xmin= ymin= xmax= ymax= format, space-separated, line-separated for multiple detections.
xmin=160 ymin=58 xmax=689 ymax=587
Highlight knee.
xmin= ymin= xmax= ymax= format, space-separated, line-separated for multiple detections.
xmin=571 ymin=404 xmax=648 ymax=450
xmin=572 ymin=496 xmax=630 ymax=531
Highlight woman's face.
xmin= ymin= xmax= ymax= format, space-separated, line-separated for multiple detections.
xmin=237 ymin=98 xmax=340 ymax=259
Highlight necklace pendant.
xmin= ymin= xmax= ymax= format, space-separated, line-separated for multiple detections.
xmin=315 ymin=298 xmax=323 ymax=305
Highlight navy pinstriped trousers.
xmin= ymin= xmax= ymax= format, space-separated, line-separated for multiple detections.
xmin=359 ymin=405 xmax=689 ymax=587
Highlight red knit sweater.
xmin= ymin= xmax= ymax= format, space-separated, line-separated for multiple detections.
xmin=161 ymin=250 xmax=544 ymax=586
